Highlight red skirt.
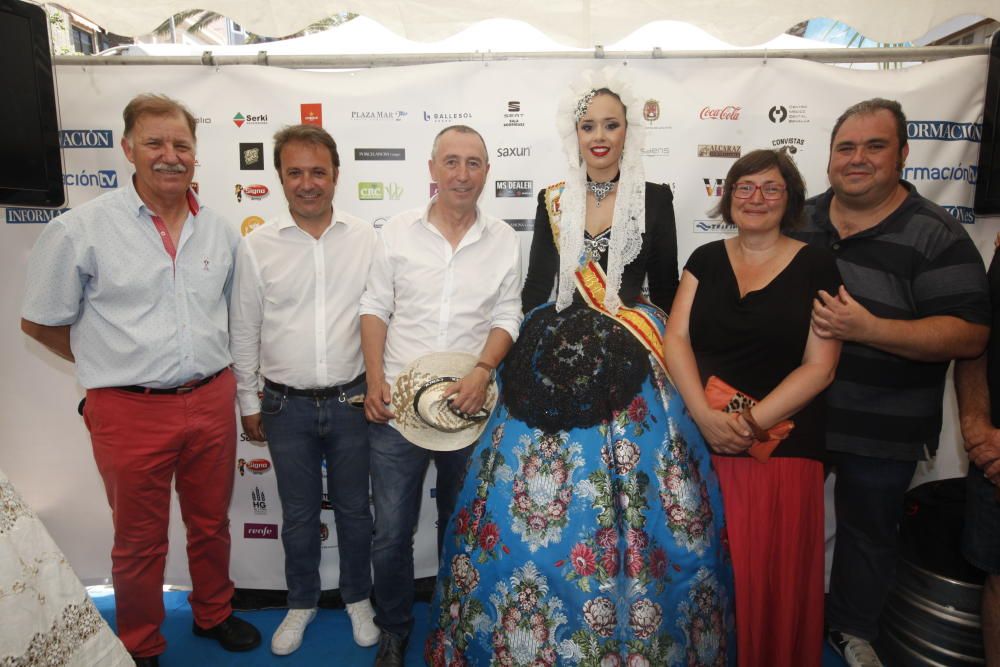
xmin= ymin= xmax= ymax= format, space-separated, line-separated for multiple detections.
xmin=712 ymin=455 xmax=825 ymax=667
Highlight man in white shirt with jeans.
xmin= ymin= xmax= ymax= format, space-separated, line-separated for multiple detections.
xmin=230 ymin=124 xmax=379 ymax=656
xmin=360 ymin=125 xmax=523 ymax=666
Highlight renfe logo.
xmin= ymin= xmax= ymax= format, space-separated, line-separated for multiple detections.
xmin=243 ymin=523 xmax=278 ymax=539
xmin=60 ymin=130 xmax=113 ymax=148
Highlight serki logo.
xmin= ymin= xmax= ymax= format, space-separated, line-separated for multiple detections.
xmin=237 ymin=457 xmax=271 ymax=476
xmin=643 ymin=100 xmax=660 ymax=123
xmin=301 ymin=103 xmax=322 ymax=126
xmin=233 ymin=112 xmax=245 ymax=128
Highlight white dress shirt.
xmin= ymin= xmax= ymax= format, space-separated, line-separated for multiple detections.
xmin=359 ymin=199 xmax=523 ymax=388
xmin=230 ymin=208 xmax=377 ymax=415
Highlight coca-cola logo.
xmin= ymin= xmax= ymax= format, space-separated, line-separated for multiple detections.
xmin=699 ymin=106 xmax=741 ymax=120
xmin=244 ymin=184 xmax=269 ymax=198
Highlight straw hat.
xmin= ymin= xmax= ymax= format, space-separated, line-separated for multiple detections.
xmin=392 ymin=352 xmax=498 ymax=451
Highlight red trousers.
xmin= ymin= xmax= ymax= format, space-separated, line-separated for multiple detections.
xmin=712 ymin=456 xmax=825 ymax=667
xmin=84 ymin=369 xmax=237 ymax=657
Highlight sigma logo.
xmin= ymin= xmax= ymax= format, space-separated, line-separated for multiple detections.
xmin=942 ymin=205 xmax=975 ymax=224
xmin=64 ymin=170 xmax=118 ymax=189
xmin=6 ymin=207 xmax=70 ymax=224
xmin=60 ymin=130 xmax=113 ymax=148
xmin=703 ymin=178 xmax=724 ymax=197
xmin=700 ymin=106 xmax=741 ymax=120
xmin=243 ymin=523 xmax=278 ymax=539
xmin=237 ymin=458 xmax=271 ymax=476
xmin=907 ymin=121 xmax=982 ymax=142
xmin=251 ymin=487 xmax=267 ymax=514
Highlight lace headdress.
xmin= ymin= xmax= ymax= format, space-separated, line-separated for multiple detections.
xmin=554 ymin=67 xmax=647 ymax=314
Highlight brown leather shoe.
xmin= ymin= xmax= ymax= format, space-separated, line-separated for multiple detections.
xmin=192 ymin=614 xmax=261 ymax=652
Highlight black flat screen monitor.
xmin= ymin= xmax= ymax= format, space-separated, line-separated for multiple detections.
xmin=0 ymin=0 xmax=64 ymax=207
xmin=976 ymin=34 xmax=1000 ymax=215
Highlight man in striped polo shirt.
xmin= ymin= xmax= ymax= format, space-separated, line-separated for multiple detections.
xmin=791 ymin=98 xmax=990 ymax=667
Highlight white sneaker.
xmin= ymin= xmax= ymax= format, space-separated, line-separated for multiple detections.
xmin=827 ymin=630 xmax=883 ymax=667
xmin=270 ymin=608 xmax=317 ymax=655
xmin=345 ymin=599 xmax=380 ymax=647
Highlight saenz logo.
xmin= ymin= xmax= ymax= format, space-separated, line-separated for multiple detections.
xmin=907 ymin=121 xmax=982 ymax=142
xmin=64 ymin=170 xmax=118 ymax=189
xmin=6 ymin=207 xmax=70 ymax=224
xmin=60 ymin=130 xmax=113 ymax=148
xmin=943 ymin=205 xmax=975 ymax=224
xmin=237 ymin=457 xmax=271 ymax=476
xmin=243 ymin=523 xmax=278 ymax=539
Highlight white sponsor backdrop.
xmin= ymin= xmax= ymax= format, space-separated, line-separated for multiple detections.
xmin=1 ymin=57 xmax=994 ymax=588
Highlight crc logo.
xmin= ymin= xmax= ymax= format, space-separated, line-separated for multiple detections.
xmin=643 ymin=100 xmax=660 ymax=123
xmin=496 ymin=146 xmax=531 ymax=158
xmin=251 ymin=487 xmax=267 ymax=514
xmin=240 ymin=143 xmax=264 ymax=170
xmin=235 ymin=184 xmax=269 ymax=202
xmin=243 ymin=523 xmax=278 ymax=539
xmin=64 ymin=170 xmax=118 ymax=189
xmin=907 ymin=121 xmax=982 ymax=142
xmin=237 ymin=458 xmax=271 ymax=476
xmin=233 ymin=112 xmax=268 ymax=128
xmin=59 ymin=130 xmax=113 ymax=148
xmin=699 ymin=106 xmax=741 ymax=120
xmin=768 ymin=106 xmax=788 ymax=123
xmin=300 ymin=103 xmax=322 ymax=126
xmin=495 ymin=180 xmax=533 ymax=198
xmin=5 ymin=207 xmax=70 ymax=224
xmin=358 ymin=182 xmax=403 ymax=200
xmin=703 ymin=178 xmax=724 ymax=197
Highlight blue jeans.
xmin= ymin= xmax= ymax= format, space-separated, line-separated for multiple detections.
xmin=369 ymin=423 xmax=473 ymax=637
xmin=827 ymin=451 xmax=917 ymax=640
xmin=261 ymin=382 xmax=373 ymax=609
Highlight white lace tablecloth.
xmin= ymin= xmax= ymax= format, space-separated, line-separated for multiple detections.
xmin=0 ymin=468 xmax=131 ymax=666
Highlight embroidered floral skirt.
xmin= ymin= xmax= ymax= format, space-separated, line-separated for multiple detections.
xmin=426 ymin=304 xmax=735 ymax=666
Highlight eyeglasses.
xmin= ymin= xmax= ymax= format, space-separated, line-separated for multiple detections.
xmin=732 ymin=182 xmax=786 ymax=200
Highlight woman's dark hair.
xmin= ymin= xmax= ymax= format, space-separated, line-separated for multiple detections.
xmin=712 ymin=149 xmax=806 ymax=231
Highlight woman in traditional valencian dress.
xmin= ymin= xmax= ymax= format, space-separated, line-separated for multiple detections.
xmin=425 ymin=68 xmax=735 ymax=666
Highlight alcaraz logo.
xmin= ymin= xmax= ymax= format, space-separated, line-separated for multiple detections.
xmin=64 ymin=170 xmax=118 ymax=189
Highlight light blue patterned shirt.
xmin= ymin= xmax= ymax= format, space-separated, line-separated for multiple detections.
xmin=22 ymin=178 xmax=238 ymax=389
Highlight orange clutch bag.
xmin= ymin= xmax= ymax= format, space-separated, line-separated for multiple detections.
xmin=704 ymin=375 xmax=794 ymax=462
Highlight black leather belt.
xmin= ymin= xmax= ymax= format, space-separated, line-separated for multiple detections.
xmin=264 ymin=374 xmax=365 ymax=399
xmin=116 ymin=368 xmax=226 ymax=395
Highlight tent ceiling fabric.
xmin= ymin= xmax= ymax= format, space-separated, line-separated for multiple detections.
xmin=55 ymin=0 xmax=997 ymax=46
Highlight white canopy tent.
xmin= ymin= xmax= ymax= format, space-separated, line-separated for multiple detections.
xmin=52 ymin=0 xmax=1000 ymax=46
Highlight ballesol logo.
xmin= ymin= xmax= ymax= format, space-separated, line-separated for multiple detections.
xmin=697 ymin=144 xmax=741 ymax=158
xmin=241 ymin=216 xmax=265 ymax=237
xmin=243 ymin=523 xmax=278 ymax=539
xmin=424 ymin=111 xmax=473 ymax=123
xmin=64 ymin=170 xmax=118 ymax=189
xmin=233 ymin=112 xmax=268 ymax=128
xmin=59 ymin=130 xmax=113 ymax=148
xmin=703 ymin=178 xmax=724 ymax=197
xmin=699 ymin=106 xmax=741 ymax=120
xmin=496 ymin=146 xmax=531 ymax=158
xmin=6 ymin=207 xmax=70 ymax=224
xmin=300 ymin=103 xmax=322 ymax=126
xmin=495 ymin=180 xmax=533 ymax=198
xmin=235 ymin=184 xmax=269 ymax=202
xmin=237 ymin=457 xmax=271 ymax=476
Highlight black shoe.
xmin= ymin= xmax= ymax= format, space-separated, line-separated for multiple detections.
xmin=374 ymin=631 xmax=407 ymax=667
xmin=131 ymin=656 xmax=159 ymax=667
xmin=192 ymin=614 xmax=261 ymax=652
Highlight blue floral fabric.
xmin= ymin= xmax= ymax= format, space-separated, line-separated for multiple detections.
xmin=426 ymin=305 xmax=735 ymax=666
